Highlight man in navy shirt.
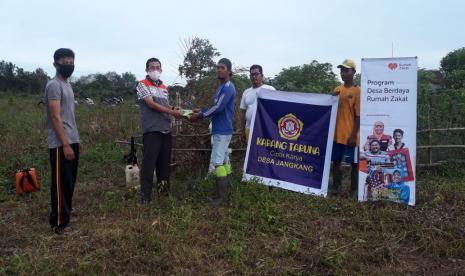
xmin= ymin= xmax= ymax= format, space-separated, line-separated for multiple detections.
xmin=190 ymin=58 xmax=236 ymax=206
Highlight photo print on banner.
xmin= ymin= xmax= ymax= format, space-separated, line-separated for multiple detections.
xmin=359 ymin=57 xmax=418 ymax=205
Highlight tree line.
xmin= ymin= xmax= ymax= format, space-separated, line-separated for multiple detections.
xmin=0 ymin=61 xmax=137 ymax=100
xmin=1 ymin=40 xmax=464 ymax=102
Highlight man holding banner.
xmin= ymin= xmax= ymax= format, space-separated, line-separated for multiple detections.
xmin=240 ymin=64 xmax=275 ymax=142
xmin=329 ymin=59 xmax=360 ymax=198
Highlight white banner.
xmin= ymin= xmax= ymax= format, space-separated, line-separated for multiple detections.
xmin=359 ymin=57 xmax=417 ymax=205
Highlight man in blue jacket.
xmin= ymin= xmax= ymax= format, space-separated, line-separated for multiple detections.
xmin=190 ymin=58 xmax=236 ymax=206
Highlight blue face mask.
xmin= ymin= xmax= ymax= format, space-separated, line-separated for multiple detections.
xmin=57 ymin=64 xmax=74 ymax=78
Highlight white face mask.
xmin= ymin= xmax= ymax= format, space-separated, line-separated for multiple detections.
xmin=148 ymin=70 xmax=161 ymax=81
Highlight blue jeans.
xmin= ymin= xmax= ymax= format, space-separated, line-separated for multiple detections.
xmin=211 ymin=134 xmax=232 ymax=167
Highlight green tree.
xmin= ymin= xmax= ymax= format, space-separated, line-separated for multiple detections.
xmin=440 ymin=47 xmax=465 ymax=89
xmin=177 ymin=37 xmax=222 ymax=109
xmin=270 ymin=60 xmax=338 ymax=93
xmin=354 ymin=73 xmax=361 ymax=86
xmin=26 ymin=68 xmax=49 ymax=94
xmin=178 ymin=37 xmax=220 ymax=82
xmin=0 ymin=61 xmax=49 ymax=94
xmin=176 ymin=37 xmax=252 ymax=132
xmin=0 ymin=61 xmax=19 ymax=92
xmin=73 ymin=71 xmax=136 ymax=99
xmin=120 ymin=72 xmax=137 ymax=88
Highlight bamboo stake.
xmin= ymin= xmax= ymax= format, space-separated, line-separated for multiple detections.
xmin=115 ymin=140 xmax=464 ymax=151
xmin=417 ymin=127 xmax=465 ymax=133
xmin=417 ymin=145 xmax=465 ymax=149
xmin=115 ymin=140 xmax=246 ymax=152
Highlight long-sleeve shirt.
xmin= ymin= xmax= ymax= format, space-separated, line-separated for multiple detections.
xmin=199 ymin=80 xmax=236 ymax=135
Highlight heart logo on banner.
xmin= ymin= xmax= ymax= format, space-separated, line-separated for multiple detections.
xmin=388 ymin=63 xmax=398 ymax=70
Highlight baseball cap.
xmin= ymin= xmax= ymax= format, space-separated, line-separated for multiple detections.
xmin=218 ymin=58 xmax=232 ymax=71
xmin=337 ymin=59 xmax=357 ymax=70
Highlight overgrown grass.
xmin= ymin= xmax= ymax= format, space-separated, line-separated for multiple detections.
xmin=1 ymin=96 xmax=464 ymax=275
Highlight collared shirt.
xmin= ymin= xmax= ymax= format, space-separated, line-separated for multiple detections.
xmin=136 ymin=77 xmax=171 ymax=134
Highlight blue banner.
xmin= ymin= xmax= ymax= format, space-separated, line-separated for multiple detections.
xmin=243 ymin=89 xmax=339 ymax=196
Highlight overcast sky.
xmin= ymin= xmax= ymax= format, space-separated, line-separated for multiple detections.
xmin=1 ymin=0 xmax=464 ymax=85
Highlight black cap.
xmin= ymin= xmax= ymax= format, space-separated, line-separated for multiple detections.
xmin=218 ymin=58 xmax=232 ymax=71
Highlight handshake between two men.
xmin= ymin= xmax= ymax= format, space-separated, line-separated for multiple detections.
xmin=169 ymin=107 xmax=203 ymax=122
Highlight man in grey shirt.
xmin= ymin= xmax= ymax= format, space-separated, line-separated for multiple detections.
xmin=44 ymin=48 xmax=81 ymax=234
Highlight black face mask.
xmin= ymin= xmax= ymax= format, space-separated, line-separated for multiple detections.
xmin=57 ymin=64 xmax=74 ymax=78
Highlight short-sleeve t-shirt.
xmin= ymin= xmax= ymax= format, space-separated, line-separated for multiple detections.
xmin=43 ymin=76 xmax=80 ymax=148
xmin=240 ymin=84 xmax=275 ymax=128
xmin=334 ymin=85 xmax=360 ymax=145
xmin=135 ymin=78 xmax=171 ymax=134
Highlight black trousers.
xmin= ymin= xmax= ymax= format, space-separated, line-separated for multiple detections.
xmin=141 ymin=132 xmax=172 ymax=201
xmin=49 ymin=143 xmax=80 ymax=228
